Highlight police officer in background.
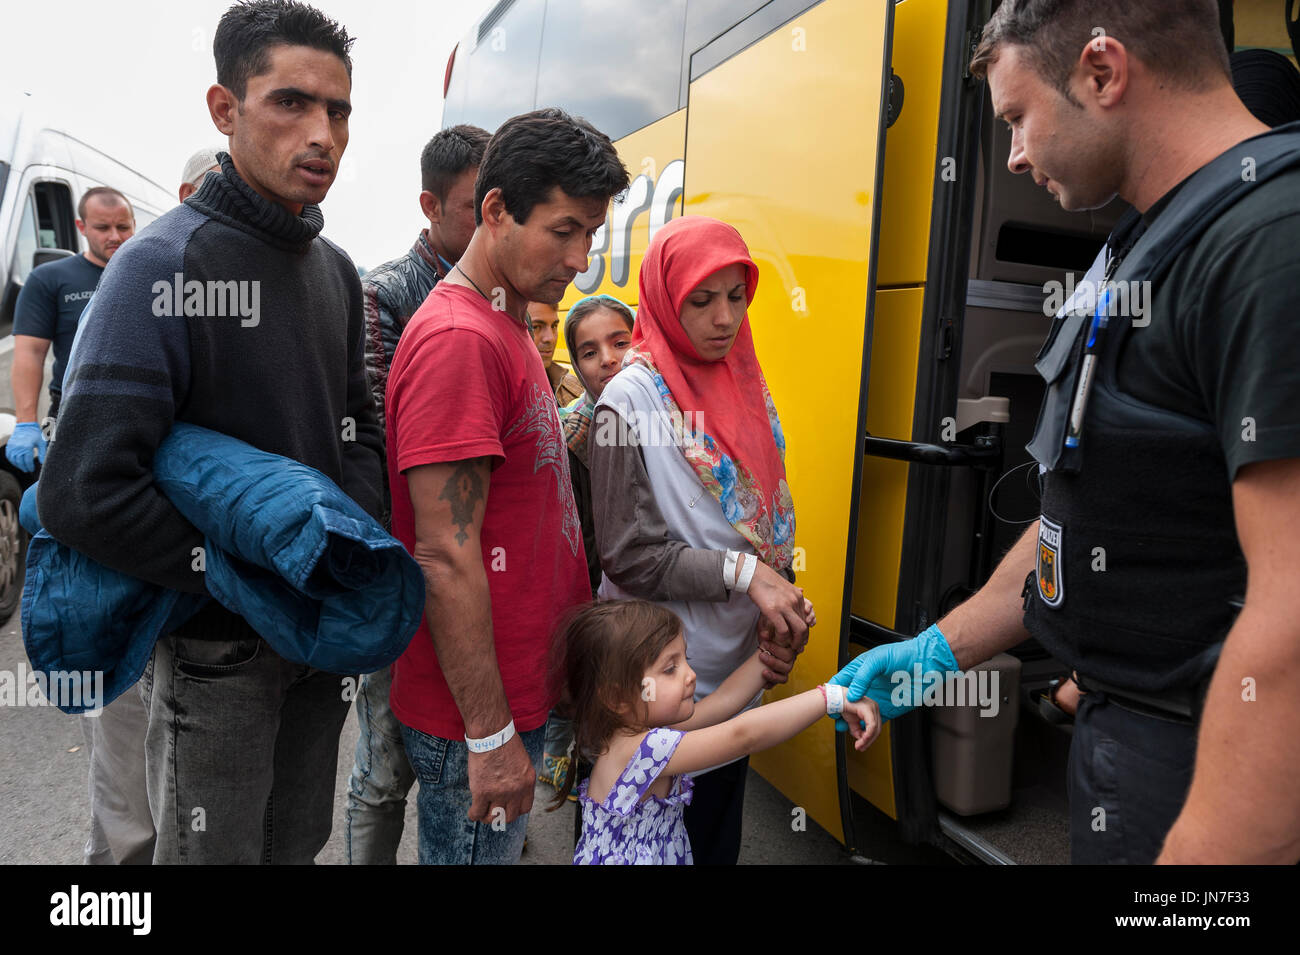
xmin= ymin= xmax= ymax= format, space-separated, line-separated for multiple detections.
xmin=833 ymin=0 xmax=1300 ymax=864
xmin=8 ymin=186 xmax=135 ymax=472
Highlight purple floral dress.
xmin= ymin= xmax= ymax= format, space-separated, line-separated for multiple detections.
xmin=574 ymin=727 xmax=694 ymax=865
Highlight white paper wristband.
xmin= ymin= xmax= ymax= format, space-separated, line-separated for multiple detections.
xmin=724 ymin=549 xmax=740 ymax=591
xmin=466 ymin=719 xmax=516 ymax=754
xmin=735 ymin=554 xmax=758 ymax=594
xmin=824 ymin=684 xmax=845 ymax=718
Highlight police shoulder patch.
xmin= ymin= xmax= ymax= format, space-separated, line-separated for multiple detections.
xmin=1037 ymin=515 xmax=1064 ymax=608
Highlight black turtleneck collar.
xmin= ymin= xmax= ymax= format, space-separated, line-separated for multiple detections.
xmin=185 ymin=151 xmax=324 ymax=253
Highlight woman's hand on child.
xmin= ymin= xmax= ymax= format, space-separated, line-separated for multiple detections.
xmin=748 ymin=561 xmax=810 ymax=647
xmin=840 ymin=696 xmax=882 ymax=751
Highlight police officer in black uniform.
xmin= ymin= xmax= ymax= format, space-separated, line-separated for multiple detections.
xmin=832 ymin=0 xmax=1300 ymax=864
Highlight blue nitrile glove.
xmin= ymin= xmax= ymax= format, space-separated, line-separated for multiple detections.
xmin=829 ymin=624 xmax=960 ymax=728
xmin=6 ymin=422 xmax=47 ymax=473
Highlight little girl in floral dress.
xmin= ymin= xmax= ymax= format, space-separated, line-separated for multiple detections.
xmin=552 ymin=600 xmax=880 ymax=865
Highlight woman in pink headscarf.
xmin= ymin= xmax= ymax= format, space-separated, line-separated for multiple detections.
xmin=589 ymin=215 xmax=811 ymax=864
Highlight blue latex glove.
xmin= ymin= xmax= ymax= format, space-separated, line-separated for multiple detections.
xmin=829 ymin=624 xmax=960 ymax=728
xmin=6 ymin=422 xmax=47 ymax=473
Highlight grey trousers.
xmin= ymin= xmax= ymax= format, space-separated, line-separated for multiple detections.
xmin=345 ymin=665 xmax=416 ymax=864
xmin=140 ymin=632 xmax=353 ymax=864
xmin=80 ymin=688 xmax=156 ymax=865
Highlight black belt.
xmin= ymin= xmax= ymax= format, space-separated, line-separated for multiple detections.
xmin=1074 ymin=673 xmax=1200 ymax=725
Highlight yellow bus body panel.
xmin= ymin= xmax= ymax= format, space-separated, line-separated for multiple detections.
xmin=681 ymin=0 xmax=893 ymax=842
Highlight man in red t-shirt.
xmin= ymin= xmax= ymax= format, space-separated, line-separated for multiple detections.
xmin=386 ymin=108 xmax=629 ymax=864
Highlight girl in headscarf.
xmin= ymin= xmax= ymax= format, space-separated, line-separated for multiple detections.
xmin=589 ymin=215 xmax=812 ymax=864
xmin=562 ymin=294 xmax=637 ymax=592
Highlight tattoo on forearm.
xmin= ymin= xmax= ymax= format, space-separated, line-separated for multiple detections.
xmin=440 ymin=462 xmax=485 ymax=546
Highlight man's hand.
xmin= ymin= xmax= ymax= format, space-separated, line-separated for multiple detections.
xmin=467 ymin=734 xmax=536 ymax=826
xmin=747 ymin=560 xmax=808 ymax=647
xmin=840 ymin=696 xmax=882 ymax=751
xmin=5 ymin=422 xmax=47 ymax=473
xmin=408 ymin=458 xmax=533 ymax=828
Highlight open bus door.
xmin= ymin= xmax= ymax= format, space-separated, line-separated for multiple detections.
xmin=841 ymin=0 xmax=1123 ymax=864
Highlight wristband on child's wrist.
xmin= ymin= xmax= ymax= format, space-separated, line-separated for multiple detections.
xmin=465 ymin=719 xmax=516 ymax=754
xmin=821 ymin=684 xmax=844 ymax=718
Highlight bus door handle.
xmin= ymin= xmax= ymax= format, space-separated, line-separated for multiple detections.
xmin=862 ymin=433 xmax=1001 ymax=469
xmin=847 ymin=615 xmax=914 ymax=652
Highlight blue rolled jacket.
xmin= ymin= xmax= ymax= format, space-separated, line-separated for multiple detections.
xmin=22 ymin=423 xmax=425 ymax=714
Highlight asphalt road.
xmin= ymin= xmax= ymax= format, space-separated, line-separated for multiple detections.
xmin=0 ymin=606 xmax=852 ymax=865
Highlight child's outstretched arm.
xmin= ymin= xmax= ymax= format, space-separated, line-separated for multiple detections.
xmin=672 ymin=651 xmax=768 ymax=731
xmin=665 ymin=684 xmax=881 ymax=777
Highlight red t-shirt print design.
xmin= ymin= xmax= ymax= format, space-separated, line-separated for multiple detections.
xmin=507 ymin=379 xmax=583 ymax=559
xmin=384 ymin=282 xmax=591 ymax=740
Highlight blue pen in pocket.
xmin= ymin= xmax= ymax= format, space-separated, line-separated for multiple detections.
xmin=1064 ymin=285 xmax=1112 ymax=450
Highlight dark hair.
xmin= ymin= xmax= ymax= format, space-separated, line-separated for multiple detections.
xmin=77 ymin=186 xmax=133 ymax=221
xmin=420 ymin=125 xmax=490 ymax=201
xmin=548 ymin=600 xmax=682 ymax=809
xmin=474 ymin=108 xmax=630 ymax=226
xmin=969 ymin=0 xmax=1229 ymax=98
xmin=213 ymin=0 xmax=355 ymax=102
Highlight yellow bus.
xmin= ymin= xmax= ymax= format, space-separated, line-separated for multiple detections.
xmin=440 ymin=0 xmax=1300 ymax=864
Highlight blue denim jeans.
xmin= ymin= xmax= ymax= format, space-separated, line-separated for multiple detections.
xmin=140 ymin=633 xmax=353 ymax=864
xmin=345 ymin=665 xmax=416 ymax=864
xmin=542 ymin=710 xmax=574 ymax=761
xmin=400 ymin=722 xmax=545 ymax=865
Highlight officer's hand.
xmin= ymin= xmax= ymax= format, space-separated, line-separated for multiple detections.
xmin=828 ymin=624 xmax=959 ymax=727
xmin=6 ymin=422 xmax=47 ymax=473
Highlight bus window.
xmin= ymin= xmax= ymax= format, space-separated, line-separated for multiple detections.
xmin=448 ymin=0 xmax=545 ymax=133
xmin=535 ymin=0 xmax=686 ymax=142
xmin=12 ymin=192 xmax=42 ymax=286
xmin=684 ymin=0 xmax=772 ymax=57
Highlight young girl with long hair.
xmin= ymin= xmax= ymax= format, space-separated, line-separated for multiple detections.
xmin=555 ymin=600 xmax=879 ymax=865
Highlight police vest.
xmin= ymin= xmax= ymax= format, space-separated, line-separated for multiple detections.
xmin=1023 ymin=122 xmax=1300 ymax=710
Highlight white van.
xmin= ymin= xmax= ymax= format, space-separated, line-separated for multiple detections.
xmin=0 ymin=94 xmax=173 ymax=621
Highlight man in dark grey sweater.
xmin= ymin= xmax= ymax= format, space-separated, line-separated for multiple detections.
xmin=39 ymin=0 xmax=382 ymax=864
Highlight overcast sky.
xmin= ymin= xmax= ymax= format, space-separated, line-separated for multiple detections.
xmin=1 ymin=0 xmax=494 ymax=269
